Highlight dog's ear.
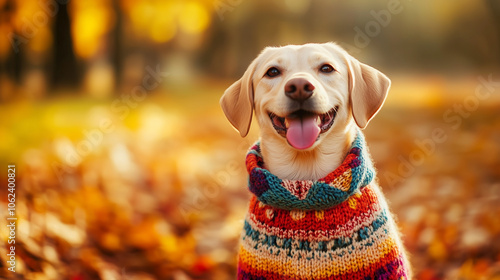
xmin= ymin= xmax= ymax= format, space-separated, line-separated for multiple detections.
xmin=220 ymin=59 xmax=257 ymax=137
xmin=345 ymin=54 xmax=390 ymax=129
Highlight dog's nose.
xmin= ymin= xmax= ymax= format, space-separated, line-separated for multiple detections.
xmin=284 ymin=78 xmax=315 ymax=102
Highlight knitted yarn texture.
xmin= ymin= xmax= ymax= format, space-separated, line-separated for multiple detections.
xmin=238 ymin=131 xmax=410 ymax=279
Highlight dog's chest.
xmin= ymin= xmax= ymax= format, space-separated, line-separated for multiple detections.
xmin=237 ymin=184 xmax=410 ymax=279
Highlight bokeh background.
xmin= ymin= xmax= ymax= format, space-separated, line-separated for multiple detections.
xmin=1 ymin=0 xmax=500 ymax=279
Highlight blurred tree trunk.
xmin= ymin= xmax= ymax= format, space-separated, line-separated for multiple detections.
xmin=50 ymin=2 xmax=79 ymax=89
xmin=198 ymin=16 xmax=229 ymax=77
xmin=111 ymin=0 xmax=122 ymax=90
xmin=1 ymin=0 xmax=21 ymax=83
xmin=486 ymin=0 xmax=500 ymax=65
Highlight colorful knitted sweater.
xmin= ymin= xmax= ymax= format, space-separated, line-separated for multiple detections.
xmin=238 ymin=132 xmax=411 ymax=279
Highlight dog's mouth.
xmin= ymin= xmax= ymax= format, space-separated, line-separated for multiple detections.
xmin=268 ymin=106 xmax=339 ymax=150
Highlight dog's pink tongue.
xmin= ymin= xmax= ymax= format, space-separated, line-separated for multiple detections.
xmin=286 ymin=115 xmax=320 ymax=150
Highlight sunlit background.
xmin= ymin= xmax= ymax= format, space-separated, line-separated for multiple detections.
xmin=1 ymin=0 xmax=500 ymax=279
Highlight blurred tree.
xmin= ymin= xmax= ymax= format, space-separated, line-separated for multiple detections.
xmin=486 ymin=0 xmax=500 ymax=65
xmin=111 ymin=0 xmax=122 ymax=88
xmin=51 ymin=1 xmax=80 ymax=89
xmin=1 ymin=0 xmax=22 ymax=84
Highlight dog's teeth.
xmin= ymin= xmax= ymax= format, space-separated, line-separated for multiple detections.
xmin=316 ymin=116 xmax=321 ymax=126
xmin=284 ymin=119 xmax=290 ymax=128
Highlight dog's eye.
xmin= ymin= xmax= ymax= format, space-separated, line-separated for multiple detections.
xmin=319 ymin=64 xmax=335 ymax=73
xmin=265 ymin=67 xmax=281 ymax=78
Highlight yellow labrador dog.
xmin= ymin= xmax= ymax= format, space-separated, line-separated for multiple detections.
xmin=221 ymin=43 xmax=411 ymax=279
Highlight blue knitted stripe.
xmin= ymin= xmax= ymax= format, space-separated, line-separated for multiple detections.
xmin=242 ymin=209 xmax=389 ymax=255
xmin=257 ymin=176 xmax=359 ymax=210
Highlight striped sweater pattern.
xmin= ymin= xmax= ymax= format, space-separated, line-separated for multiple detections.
xmin=238 ymin=132 xmax=410 ymax=279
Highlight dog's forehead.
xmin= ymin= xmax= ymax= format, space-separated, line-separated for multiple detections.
xmin=258 ymin=43 xmax=346 ymax=68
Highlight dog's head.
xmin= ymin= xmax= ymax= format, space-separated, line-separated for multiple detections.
xmin=220 ymin=43 xmax=390 ymax=150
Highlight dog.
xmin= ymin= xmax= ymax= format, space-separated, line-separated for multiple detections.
xmin=220 ymin=43 xmax=411 ymax=279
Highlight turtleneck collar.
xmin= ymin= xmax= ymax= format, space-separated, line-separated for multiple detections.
xmin=245 ymin=129 xmax=375 ymax=210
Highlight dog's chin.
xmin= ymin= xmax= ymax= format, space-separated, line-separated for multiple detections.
xmin=268 ymin=106 xmax=339 ymax=150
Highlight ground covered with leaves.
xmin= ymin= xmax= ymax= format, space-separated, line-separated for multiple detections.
xmin=1 ymin=81 xmax=500 ymax=279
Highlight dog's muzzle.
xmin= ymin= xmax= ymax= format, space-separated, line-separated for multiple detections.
xmin=268 ymin=106 xmax=339 ymax=150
